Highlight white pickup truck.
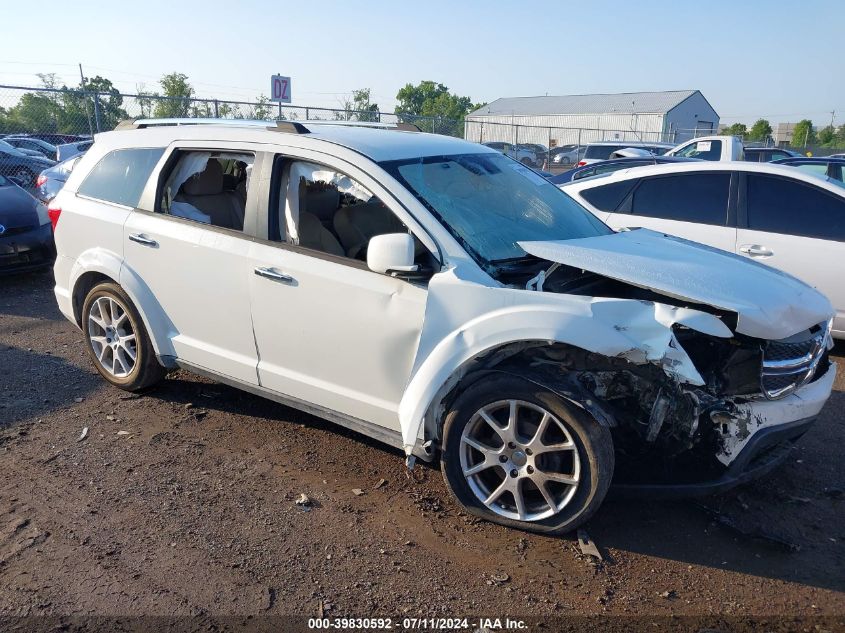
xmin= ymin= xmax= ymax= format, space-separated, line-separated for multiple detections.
xmin=665 ymin=135 xmax=744 ymax=161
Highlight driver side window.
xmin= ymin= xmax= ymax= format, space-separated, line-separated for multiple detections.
xmin=270 ymin=157 xmax=431 ymax=268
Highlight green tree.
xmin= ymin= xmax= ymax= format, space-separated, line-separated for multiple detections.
xmin=723 ymin=123 xmax=747 ymax=137
xmin=154 ymin=72 xmax=194 ymax=118
xmin=746 ymin=118 xmax=772 ymax=142
xmin=252 ymin=94 xmax=273 ymax=120
xmin=817 ymin=125 xmax=836 ymax=146
xmin=352 ymin=88 xmax=379 ymax=122
xmin=394 ymin=80 xmax=484 ymax=135
xmin=61 ymin=75 xmax=128 ymax=132
xmin=792 ymin=119 xmax=815 ymax=148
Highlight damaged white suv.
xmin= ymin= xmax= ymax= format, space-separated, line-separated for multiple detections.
xmin=51 ymin=119 xmax=836 ymax=534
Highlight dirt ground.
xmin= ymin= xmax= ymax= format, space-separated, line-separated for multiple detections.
xmin=1 ymin=272 xmax=844 ymax=629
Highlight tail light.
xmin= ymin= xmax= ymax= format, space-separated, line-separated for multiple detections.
xmin=47 ymin=203 xmax=61 ymax=230
xmin=35 ymin=174 xmax=47 ymax=187
xmin=577 ymin=161 xmax=587 ymax=167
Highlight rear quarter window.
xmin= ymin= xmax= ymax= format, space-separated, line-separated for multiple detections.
xmin=77 ymin=148 xmax=164 ymax=207
xmin=584 ymin=145 xmax=623 ymax=160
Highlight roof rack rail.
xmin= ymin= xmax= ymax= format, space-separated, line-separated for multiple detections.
xmin=111 ymin=118 xmax=420 ymax=134
xmin=297 ymin=120 xmax=420 ymax=132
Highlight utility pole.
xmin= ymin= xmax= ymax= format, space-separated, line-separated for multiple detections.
xmin=78 ymin=63 xmax=94 ymax=136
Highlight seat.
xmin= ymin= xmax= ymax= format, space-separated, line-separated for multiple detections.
xmin=302 ymin=186 xmax=340 ymax=226
xmin=298 ymin=211 xmax=345 ymax=257
xmin=333 ymin=201 xmax=405 ymax=259
xmin=174 ymin=160 xmax=245 ymax=230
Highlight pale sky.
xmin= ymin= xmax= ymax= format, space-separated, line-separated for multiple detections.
xmin=2 ymin=0 xmax=843 ymax=126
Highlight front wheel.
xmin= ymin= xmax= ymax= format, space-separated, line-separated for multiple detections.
xmin=441 ymin=375 xmax=614 ymax=534
xmin=81 ymin=282 xmax=165 ymax=390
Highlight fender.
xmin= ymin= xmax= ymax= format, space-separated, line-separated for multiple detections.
xmin=68 ymin=247 xmax=175 ymax=359
xmin=397 ymin=271 xmax=732 ymax=454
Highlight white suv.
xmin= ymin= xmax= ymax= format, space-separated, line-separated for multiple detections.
xmin=51 ymin=119 xmax=836 ymax=534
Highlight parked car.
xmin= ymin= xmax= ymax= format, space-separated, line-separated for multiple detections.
xmin=563 ymin=161 xmax=845 ymax=337
xmin=52 ymin=119 xmax=835 ymax=534
xmin=0 ymin=143 xmax=56 ymax=186
xmin=772 ymin=156 xmax=845 ymax=182
xmin=744 ymin=147 xmax=802 ymax=162
xmin=35 ymin=155 xmax=82 ymax=204
xmin=56 ymin=139 xmax=93 ymax=162
xmin=549 ymin=156 xmax=699 ymax=184
xmin=551 ymin=144 xmax=586 ymax=166
xmin=517 ymin=143 xmax=548 ymax=165
xmin=828 ymin=153 xmax=845 ymax=159
xmin=0 ymin=139 xmax=44 ymax=158
xmin=16 ymin=133 xmax=90 ymax=146
xmin=665 ymin=135 xmax=744 ymax=161
xmin=0 ymin=174 xmax=55 ymax=274
xmin=3 ymin=136 xmax=59 ymax=161
xmin=577 ymin=141 xmax=674 ymax=166
xmin=482 ymin=141 xmax=538 ymax=166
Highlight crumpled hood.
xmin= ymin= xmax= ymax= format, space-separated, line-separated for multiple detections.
xmin=518 ymin=228 xmax=833 ymax=340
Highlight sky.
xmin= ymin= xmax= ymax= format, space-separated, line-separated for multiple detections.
xmin=1 ymin=0 xmax=843 ymax=126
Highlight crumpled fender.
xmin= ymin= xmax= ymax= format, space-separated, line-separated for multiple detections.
xmin=397 ymin=269 xmax=732 ymax=454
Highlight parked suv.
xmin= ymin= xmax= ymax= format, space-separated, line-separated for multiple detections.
xmin=52 ymin=119 xmax=836 ymax=534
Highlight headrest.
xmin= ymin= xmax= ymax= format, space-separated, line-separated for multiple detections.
xmin=183 ymin=160 xmax=223 ymax=196
xmin=304 ymin=187 xmax=340 ymax=221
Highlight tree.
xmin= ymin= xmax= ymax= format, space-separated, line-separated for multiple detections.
xmin=154 ymin=72 xmax=194 ymax=118
xmin=252 ymin=94 xmax=273 ymax=120
xmin=817 ymin=125 xmax=836 ymax=146
xmin=136 ymin=83 xmax=155 ymax=118
xmin=61 ymin=75 xmax=128 ymax=132
xmin=792 ymin=119 xmax=815 ymax=148
xmin=352 ymin=88 xmax=379 ymax=122
xmin=722 ymin=123 xmax=747 ymax=137
xmin=746 ymin=118 xmax=772 ymax=142
xmin=394 ymin=80 xmax=484 ymax=134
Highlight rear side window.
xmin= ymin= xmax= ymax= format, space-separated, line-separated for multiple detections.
xmin=746 ymin=174 xmax=845 ymax=241
xmin=580 ymin=180 xmax=637 ymax=211
xmin=78 ymin=148 xmax=163 ymax=207
xmin=674 ymin=140 xmax=723 ymax=160
xmin=630 ymin=173 xmax=730 ymax=225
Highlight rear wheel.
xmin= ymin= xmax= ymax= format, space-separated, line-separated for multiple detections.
xmin=441 ymin=375 xmax=614 ymax=534
xmin=81 ymin=282 xmax=165 ymax=390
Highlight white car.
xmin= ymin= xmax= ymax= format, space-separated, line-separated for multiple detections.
xmin=665 ymin=135 xmax=744 ymax=161
xmin=577 ymin=141 xmax=675 ymax=167
xmin=563 ymin=161 xmax=845 ymax=337
xmin=51 ymin=119 xmax=835 ymax=534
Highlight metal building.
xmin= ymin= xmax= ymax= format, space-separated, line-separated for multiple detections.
xmin=465 ymin=90 xmax=719 ymax=148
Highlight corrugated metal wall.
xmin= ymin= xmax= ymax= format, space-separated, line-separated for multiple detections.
xmin=464 ymin=113 xmax=666 ymax=146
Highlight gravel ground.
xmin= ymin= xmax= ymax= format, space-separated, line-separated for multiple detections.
xmin=0 ymin=271 xmax=843 ymax=628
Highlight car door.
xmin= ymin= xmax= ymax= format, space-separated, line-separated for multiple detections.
xmin=736 ymin=172 xmax=845 ymax=334
xmin=596 ymin=172 xmax=737 ymax=252
xmin=247 ymin=152 xmax=430 ymax=432
xmin=122 ymin=143 xmax=261 ymax=384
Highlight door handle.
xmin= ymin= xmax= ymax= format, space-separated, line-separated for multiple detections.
xmin=254 ymin=266 xmax=295 ymax=284
xmin=739 ymin=244 xmax=773 ymax=257
xmin=128 ymin=233 xmax=158 ymax=248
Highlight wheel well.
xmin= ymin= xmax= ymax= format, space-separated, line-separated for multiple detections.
xmin=72 ymin=271 xmax=115 ymax=326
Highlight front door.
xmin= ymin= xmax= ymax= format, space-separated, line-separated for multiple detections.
xmin=248 ymin=154 xmax=430 ymax=431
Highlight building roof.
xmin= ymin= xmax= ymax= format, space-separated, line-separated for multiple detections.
xmin=469 ymin=90 xmax=703 ymax=117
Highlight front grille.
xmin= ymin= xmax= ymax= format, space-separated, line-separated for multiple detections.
xmin=761 ymin=325 xmax=829 ymax=399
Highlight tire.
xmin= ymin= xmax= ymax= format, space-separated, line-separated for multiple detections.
xmin=519 ymin=157 xmax=535 ymax=167
xmin=81 ymin=282 xmax=165 ymax=391
xmin=441 ymin=374 xmax=614 ymax=534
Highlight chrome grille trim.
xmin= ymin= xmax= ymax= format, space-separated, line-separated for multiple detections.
xmin=760 ymin=323 xmax=830 ymax=400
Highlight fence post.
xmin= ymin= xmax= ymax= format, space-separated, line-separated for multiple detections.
xmin=306 ymin=107 xmax=310 ymax=120
xmin=214 ymin=100 xmax=219 ymax=118
xmin=93 ymin=93 xmax=102 ymax=132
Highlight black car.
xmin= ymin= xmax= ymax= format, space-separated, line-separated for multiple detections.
xmin=772 ymin=156 xmax=845 ymax=182
xmin=549 ymin=156 xmax=700 ymax=184
xmin=743 ymin=147 xmax=802 ymax=162
xmin=0 ymin=175 xmax=55 ymax=274
xmin=35 ymin=155 xmax=82 ymax=204
xmin=0 ymin=143 xmax=56 ymax=186
xmin=12 ymin=133 xmax=89 ymax=146
xmin=3 ymin=137 xmax=58 ymax=161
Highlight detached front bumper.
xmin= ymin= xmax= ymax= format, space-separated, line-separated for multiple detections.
xmin=614 ymin=361 xmax=836 ymax=498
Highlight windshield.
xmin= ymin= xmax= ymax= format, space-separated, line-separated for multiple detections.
xmin=380 ymin=152 xmax=611 ymax=268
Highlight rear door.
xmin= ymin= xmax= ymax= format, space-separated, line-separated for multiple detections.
xmin=122 ymin=144 xmax=261 ymax=384
xmin=597 ymin=172 xmax=737 ymax=252
xmin=737 ymin=173 xmax=845 ymax=333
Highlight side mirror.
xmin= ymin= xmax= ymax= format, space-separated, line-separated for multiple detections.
xmin=367 ymin=233 xmax=418 ymax=275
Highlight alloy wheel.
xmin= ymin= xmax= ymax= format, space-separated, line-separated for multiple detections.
xmin=87 ymin=296 xmax=137 ymax=378
xmin=459 ymin=399 xmax=581 ymax=522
